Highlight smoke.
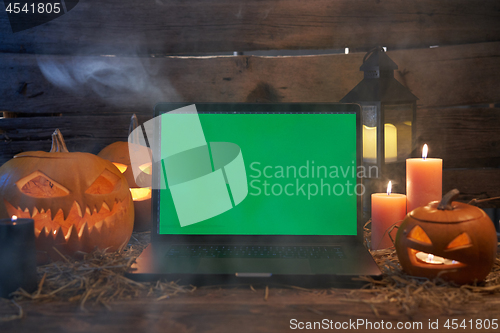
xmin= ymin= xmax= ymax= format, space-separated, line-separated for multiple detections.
xmin=36 ymin=52 xmax=178 ymax=109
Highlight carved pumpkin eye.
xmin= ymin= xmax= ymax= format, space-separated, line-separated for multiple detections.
xmin=112 ymin=163 xmax=128 ymax=173
xmin=85 ymin=169 xmax=121 ymax=194
xmin=138 ymin=162 xmax=152 ymax=175
xmin=16 ymin=171 xmax=69 ymax=198
xmin=446 ymin=232 xmax=472 ymax=249
xmin=407 ymin=225 xmax=432 ymax=245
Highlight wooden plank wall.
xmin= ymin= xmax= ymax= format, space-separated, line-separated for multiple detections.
xmin=1 ymin=0 xmax=500 ymax=54
xmin=0 ymin=0 xmax=499 ymax=206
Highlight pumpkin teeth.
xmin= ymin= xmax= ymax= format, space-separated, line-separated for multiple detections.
xmin=94 ymin=220 xmax=103 ymax=230
xmin=105 ymin=199 xmax=115 ymax=213
xmin=6 ymin=197 xmax=132 ymax=259
xmin=78 ymin=222 xmax=89 ymax=238
xmin=66 ymin=225 xmax=79 ymax=242
xmin=100 ymin=202 xmax=110 ymax=212
xmin=74 ymin=202 xmax=83 ymax=218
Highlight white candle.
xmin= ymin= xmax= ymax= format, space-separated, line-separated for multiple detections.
xmin=362 ymin=124 xmax=398 ymax=163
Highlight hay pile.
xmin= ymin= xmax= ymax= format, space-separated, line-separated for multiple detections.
xmin=10 ymin=232 xmax=195 ymax=310
xmin=3 ymin=223 xmax=500 ymax=318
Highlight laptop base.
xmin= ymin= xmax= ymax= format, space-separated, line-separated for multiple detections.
xmin=127 ymin=244 xmax=382 ymax=288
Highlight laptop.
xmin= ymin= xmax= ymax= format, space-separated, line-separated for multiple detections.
xmin=127 ymin=103 xmax=382 ymax=287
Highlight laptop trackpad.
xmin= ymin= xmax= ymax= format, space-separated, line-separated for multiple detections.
xmin=198 ymin=258 xmax=312 ymax=274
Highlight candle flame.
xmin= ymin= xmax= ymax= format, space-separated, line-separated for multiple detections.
xmin=11 ymin=215 xmax=18 ymax=221
xmin=387 ymin=181 xmax=392 ymax=195
xmin=422 ymin=144 xmax=428 ymax=160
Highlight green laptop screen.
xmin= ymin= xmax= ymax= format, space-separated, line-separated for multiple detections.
xmin=158 ymin=112 xmax=358 ymax=235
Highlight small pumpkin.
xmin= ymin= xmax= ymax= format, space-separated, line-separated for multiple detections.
xmin=98 ymin=114 xmax=152 ymax=231
xmin=395 ymin=189 xmax=497 ymax=285
xmin=0 ymin=129 xmax=134 ymax=262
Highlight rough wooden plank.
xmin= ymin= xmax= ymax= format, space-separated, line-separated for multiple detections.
xmin=0 ymin=53 xmax=181 ymax=115
xmin=0 ymin=108 xmax=499 ymax=171
xmin=0 ymin=115 xmax=151 ymax=140
xmin=391 ymin=43 xmax=500 ymax=109
xmin=416 ymin=107 xmax=500 ymax=169
xmin=0 ymin=115 xmax=153 ymax=162
xmin=443 ymin=169 xmax=500 ymax=207
xmin=1 ymin=42 xmax=499 ymax=114
xmin=1 ymin=106 xmax=498 ymax=168
xmin=1 ymin=289 xmax=500 ymax=332
xmin=1 ymin=0 xmax=500 ymax=55
xmin=0 ymin=138 xmax=122 ymax=160
xmin=1 ymin=120 xmax=499 ymax=207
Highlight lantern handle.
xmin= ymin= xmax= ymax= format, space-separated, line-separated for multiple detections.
xmin=437 ymin=189 xmax=460 ymax=210
xmin=363 ymin=46 xmax=384 ymax=63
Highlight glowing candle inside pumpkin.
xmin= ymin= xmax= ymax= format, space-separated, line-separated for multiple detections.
xmin=415 ymin=251 xmax=459 ymax=265
xmin=130 ymin=188 xmax=152 ymax=201
xmin=406 ymin=144 xmax=442 ymax=212
xmin=371 ymin=181 xmax=407 ymax=250
xmin=416 ymin=252 xmax=444 ymax=265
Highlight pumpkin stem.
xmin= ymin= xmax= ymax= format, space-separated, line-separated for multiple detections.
xmin=129 ymin=114 xmax=139 ymax=136
xmin=50 ymin=129 xmax=69 ymax=153
xmin=128 ymin=114 xmax=141 ymax=145
xmin=437 ymin=189 xmax=460 ymax=210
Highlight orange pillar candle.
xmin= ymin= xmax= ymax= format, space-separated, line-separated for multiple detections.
xmin=406 ymin=144 xmax=442 ymax=212
xmin=371 ymin=181 xmax=407 ymax=250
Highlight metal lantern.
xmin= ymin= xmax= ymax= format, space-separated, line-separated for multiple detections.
xmin=340 ymin=47 xmax=418 ymax=218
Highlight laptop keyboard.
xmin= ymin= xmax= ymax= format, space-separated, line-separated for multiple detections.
xmin=166 ymin=245 xmax=346 ymax=259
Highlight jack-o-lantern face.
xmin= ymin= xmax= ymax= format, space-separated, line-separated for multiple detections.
xmin=98 ymin=115 xmax=152 ymax=231
xmin=0 ymin=130 xmax=134 ymax=262
xmin=98 ymin=142 xmax=152 ymax=201
xmin=395 ymin=190 xmax=497 ymax=285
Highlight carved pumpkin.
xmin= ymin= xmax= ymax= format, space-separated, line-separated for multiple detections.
xmin=0 ymin=129 xmax=134 ymax=262
xmin=98 ymin=114 xmax=152 ymax=231
xmin=395 ymin=189 xmax=497 ymax=285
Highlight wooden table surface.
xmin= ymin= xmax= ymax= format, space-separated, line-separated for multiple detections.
xmin=2 ymin=284 xmax=500 ymax=333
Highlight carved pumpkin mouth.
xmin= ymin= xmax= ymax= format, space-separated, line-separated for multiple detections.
xmin=408 ymin=248 xmax=464 ymax=268
xmin=130 ymin=188 xmax=151 ymax=201
xmin=4 ymin=198 xmax=130 ymax=240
